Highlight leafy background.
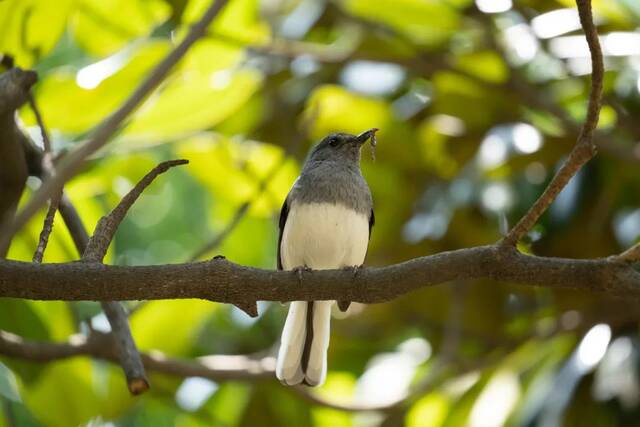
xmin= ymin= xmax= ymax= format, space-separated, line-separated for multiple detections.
xmin=1 ymin=0 xmax=640 ymax=426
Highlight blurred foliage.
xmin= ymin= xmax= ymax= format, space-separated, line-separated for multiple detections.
xmin=1 ymin=0 xmax=640 ymax=426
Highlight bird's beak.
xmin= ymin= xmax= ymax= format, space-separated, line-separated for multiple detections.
xmin=355 ymin=128 xmax=379 ymax=145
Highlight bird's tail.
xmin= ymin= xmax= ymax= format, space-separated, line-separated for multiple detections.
xmin=276 ymin=301 xmax=332 ymax=386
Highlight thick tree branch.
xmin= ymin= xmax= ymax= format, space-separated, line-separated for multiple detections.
xmin=0 ymin=0 xmax=229 ymax=253
xmin=1 ymin=245 xmax=639 ymax=303
xmin=0 ymin=67 xmax=37 ymax=256
xmin=502 ymin=0 xmax=603 ymax=246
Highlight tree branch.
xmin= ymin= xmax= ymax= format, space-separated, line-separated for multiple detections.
xmin=79 ymin=159 xmax=187 ymax=394
xmin=98 ymin=302 xmax=149 ymax=394
xmin=0 ymin=67 xmax=37 ymax=256
xmin=28 ymin=89 xmax=60 ymax=264
xmin=502 ymin=0 xmax=604 ymax=246
xmin=0 ymin=330 xmax=274 ymax=382
xmin=617 ymin=243 xmax=640 ymax=264
xmin=83 ymin=159 xmax=188 ymax=262
xmin=0 ymin=0 xmax=229 ymax=253
xmin=1 ymin=245 xmax=638 ymax=303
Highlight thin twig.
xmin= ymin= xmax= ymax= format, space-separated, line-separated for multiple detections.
xmin=83 ymin=159 xmax=188 ymax=262
xmin=27 ymin=93 xmax=51 ymax=152
xmin=57 ymin=193 xmax=90 ymax=250
xmin=0 ymin=0 xmax=229 ymax=253
xmin=32 ymin=192 xmax=60 ymax=263
xmin=616 ymin=243 xmax=640 ymax=264
xmin=189 ymin=162 xmax=282 ymax=262
xmin=189 ymin=108 xmax=315 ymax=262
xmin=502 ymin=0 xmax=603 ymax=246
xmin=99 ymin=302 xmax=149 ymax=394
xmin=28 ymin=92 xmax=61 ymax=263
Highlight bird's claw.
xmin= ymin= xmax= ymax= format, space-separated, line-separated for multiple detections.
xmin=344 ymin=265 xmax=362 ymax=279
xmin=292 ymin=265 xmax=313 ymax=284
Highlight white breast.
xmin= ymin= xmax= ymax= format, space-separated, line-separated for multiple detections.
xmin=280 ymin=202 xmax=370 ymax=270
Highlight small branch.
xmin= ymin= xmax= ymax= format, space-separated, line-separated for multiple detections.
xmin=83 ymin=159 xmax=188 ymax=262
xmin=502 ymin=0 xmax=603 ymax=246
xmin=79 ymin=159 xmax=187 ymax=393
xmin=0 ymin=0 xmax=229 ymax=253
xmin=26 ymin=93 xmax=51 ymax=152
xmin=31 ymin=192 xmax=60 ymax=263
xmin=190 ymin=203 xmax=250 ymax=261
xmin=0 ymin=330 xmax=274 ymax=382
xmin=0 ymin=328 xmax=485 ymax=413
xmin=189 ymin=108 xmax=314 ymax=262
xmin=57 ymin=193 xmax=90 ymax=251
xmin=28 ymin=90 xmax=60 ymax=264
xmin=616 ymin=243 xmax=640 ymax=264
xmin=99 ymin=302 xmax=149 ymax=394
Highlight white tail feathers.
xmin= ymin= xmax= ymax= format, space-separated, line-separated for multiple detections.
xmin=276 ymin=301 xmax=332 ymax=386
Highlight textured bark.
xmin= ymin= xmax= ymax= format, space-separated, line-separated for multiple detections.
xmin=1 ymin=246 xmax=638 ymax=304
xmin=0 ymin=68 xmax=37 ymax=250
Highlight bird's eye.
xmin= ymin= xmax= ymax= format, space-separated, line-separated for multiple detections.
xmin=329 ymin=137 xmax=339 ymax=147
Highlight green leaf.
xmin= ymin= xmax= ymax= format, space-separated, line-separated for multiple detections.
xmin=123 ymin=69 xmax=262 ymax=143
xmin=130 ymin=300 xmax=216 ymax=355
xmin=406 ymin=393 xmax=450 ymax=427
xmin=0 ymin=0 xmax=73 ymax=67
xmin=306 ymin=85 xmax=393 ymax=140
xmin=25 ymin=40 xmax=170 ymax=134
xmin=72 ymin=0 xmax=170 ymax=56
xmin=340 ymin=0 xmax=460 ymax=47
xmin=203 ymin=382 xmax=252 ymax=427
xmin=183 ymin=0 xmax=270 ymax=44
xmin=23 ymin=359 xmax=100 ymax=427
xmin=454 ymin=51 xmax=509 ymax=84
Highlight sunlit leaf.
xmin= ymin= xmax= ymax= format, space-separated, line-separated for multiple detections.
xmin=71 ymin=0 xmax=170 ymax=56
xmin=406 ymin=393 xmax=450 ymax=427
xmin=183 ymin=0 xmax=270 ymax=44
xmin=0 ymin=0 xmax=73 ymax=67
xmin=23 ymin=359 xmax=100 ymax=427
xmin=306 ymin=85 xmax=393 ymax=140
xmin=25 ymin=40 xmax=170 ymax=134
xmin=130 ymin=300 xmax=216 ymax=354
xmin=340 ymin=0 xmax=460 ymax=47
xmin=123 ymin=69 xmax=262 ymax=143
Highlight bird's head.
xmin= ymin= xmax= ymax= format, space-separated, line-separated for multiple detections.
xmin=307 ymin=128 xmax=378 ymax=164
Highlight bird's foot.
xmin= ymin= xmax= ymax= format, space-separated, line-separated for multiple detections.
xmin=343 ymin=264 xmax=362 ymax=279
xmin=292 ymin=265 xmax=313 ymax=284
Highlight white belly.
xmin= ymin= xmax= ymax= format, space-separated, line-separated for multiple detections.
xmin=281 ymin=202 xmax=369 ymax=270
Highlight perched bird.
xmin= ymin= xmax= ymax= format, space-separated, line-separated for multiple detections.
xmin=276 ymin=128 xmax=377 ymax=387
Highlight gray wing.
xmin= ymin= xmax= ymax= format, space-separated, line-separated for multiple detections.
xmin=369 ymin=208 xmax=374 ymax=239
xmin=277 ymin=197 xmax=289 ymax=270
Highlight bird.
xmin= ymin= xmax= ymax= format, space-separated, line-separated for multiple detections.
xmin=276 ymin=128 xmax=377 ymax=387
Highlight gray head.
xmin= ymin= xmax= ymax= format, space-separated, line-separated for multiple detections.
xmin=307 ymin=128 xmax=378 ymax=165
